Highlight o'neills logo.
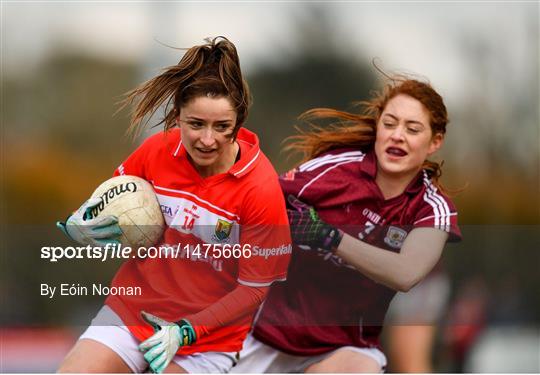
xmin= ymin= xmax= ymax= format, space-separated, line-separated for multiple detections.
xmin=87 ymin=182 xmax=137 ymax=219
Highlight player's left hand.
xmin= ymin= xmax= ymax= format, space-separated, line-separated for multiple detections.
xmin=139 ymin=311 xmax=196 ymax=374
xmin=287 ymin=195 xmax=343 ymax=253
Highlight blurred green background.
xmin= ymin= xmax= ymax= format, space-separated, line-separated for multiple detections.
xmin=1 ymin=2 xmax=539 ymax=372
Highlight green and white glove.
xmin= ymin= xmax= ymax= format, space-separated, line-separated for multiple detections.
xmin=139 ymin=311 xmax=197 ymax=374
xmin=56 ymin=197 xmax=121 ymax=246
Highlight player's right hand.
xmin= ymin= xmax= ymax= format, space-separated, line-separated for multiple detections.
xmin=56 ymin=197 xmax=122 ymax=246
xmin=287 ymin=195 xmax=343 ymax=253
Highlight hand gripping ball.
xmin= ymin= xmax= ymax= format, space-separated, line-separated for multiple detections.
xmin=88 ymin=175 xmax=165 ymax=248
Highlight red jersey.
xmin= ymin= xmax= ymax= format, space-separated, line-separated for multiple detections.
xmin=253 ymin=148 xmax=461 ymax=355
xmin=105 ymin=128 xmax=291 ymax=354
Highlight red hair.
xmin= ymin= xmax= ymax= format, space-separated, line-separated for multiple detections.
xmin=285 ymin=77 xmax=449 ymax=188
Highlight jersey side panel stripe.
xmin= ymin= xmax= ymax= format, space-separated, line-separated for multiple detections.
xmin=426 ymin=181 xmax=451 ymax=231
xmin=422 ymin=173 xmax=451 ymax=231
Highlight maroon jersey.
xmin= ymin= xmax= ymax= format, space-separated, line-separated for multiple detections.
xmin=253 ymin=148 xmax=461 ymax=355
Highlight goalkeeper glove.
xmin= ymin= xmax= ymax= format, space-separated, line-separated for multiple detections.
xmin=139 ymin=311 xmax=197 ymax=374
xmin=56 ymin=197 xmax=122 ymax=246
xmin=287 ymin=195 xmax=343 ymax=252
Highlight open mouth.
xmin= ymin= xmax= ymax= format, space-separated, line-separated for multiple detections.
xmin=386 ymin=147 xmax=407 ymax=157
xmin=196 ymin=148 xmax=217 ymax=154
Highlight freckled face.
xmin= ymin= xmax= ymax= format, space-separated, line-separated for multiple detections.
xmin=375 ymin=94 xmax=443 ymax=180
xmin=177 ymin=96 xmax=238 ymax=177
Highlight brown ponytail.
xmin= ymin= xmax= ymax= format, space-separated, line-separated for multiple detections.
xmin=119 ymin=36 xmax=251 ymax=138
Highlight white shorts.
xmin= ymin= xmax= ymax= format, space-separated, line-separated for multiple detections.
xmin=231 ymin=333 xmax=387 ymax=373
xmin=80 ymin=306 xmax=238 ymax=373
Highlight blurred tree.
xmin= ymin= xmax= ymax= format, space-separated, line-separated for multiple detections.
xmin=2 ymin=53 xmax=140 ymax=324
xmin=6 ymin=52 xmax=138 ymax=158
xmin=451 ymin=10 xmax=539 ymax=225
xmin=3 ymin=53 xmax=139 ymax=224
xmin=245 ymin=5 xmax=377 ymax=171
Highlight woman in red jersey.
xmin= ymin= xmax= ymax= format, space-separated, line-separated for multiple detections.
xmin=233 ymin=77 xmax=461 ymax=373
xmin=56 ymin=37 xmax=291 ymax=373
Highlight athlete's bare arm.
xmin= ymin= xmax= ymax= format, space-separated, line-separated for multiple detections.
xmin=336 ymin=227 xmax=447 ymax=292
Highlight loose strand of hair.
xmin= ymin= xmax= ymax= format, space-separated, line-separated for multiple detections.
xmin=285 ymin=108 xmax=376 ymax=162
xmin=118 ymin=45 xmax=209 ymax=138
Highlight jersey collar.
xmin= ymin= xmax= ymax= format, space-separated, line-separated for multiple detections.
xmin=171 ymin=127 xmax=261 ymax=179
xmin=228 ymin=128 xmax=261 ymax=178
xmin=362 ymin=149 xmax=425 ymax=195
xmin=359 ymin=149 xmax=377 ymax=178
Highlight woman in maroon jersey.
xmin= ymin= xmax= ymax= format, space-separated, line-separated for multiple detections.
xmin=232 ymin=77 xmax=461 ymax=373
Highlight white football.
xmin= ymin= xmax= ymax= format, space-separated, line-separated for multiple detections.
xmin=87 ymin=175 xmax=165 ymax=248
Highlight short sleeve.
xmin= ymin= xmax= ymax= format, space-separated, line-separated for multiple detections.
xmin=279 ymin=166 xmax=330 ymax=207
xmin=413 ymin=186 xmax=462 ymax=242
xmin=237 ymin=174 xmax=291 ymax=287
xmin=113 ymin=132 xmax=165 ymax=179
xmin=279 ymin=149 xmax=366 ymax=206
